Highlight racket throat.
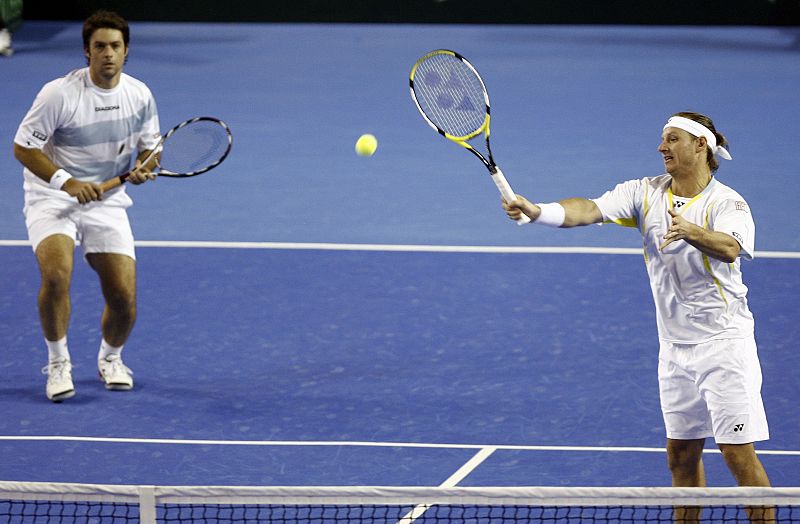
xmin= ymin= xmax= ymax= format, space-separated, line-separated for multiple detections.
xmin=485 ymin=141 xmax=496 ymax=169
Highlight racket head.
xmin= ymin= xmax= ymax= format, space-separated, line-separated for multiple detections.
xmin=156 ymin=117 xmax=233 ymax=177
xmin=410 ymin=49 xmax=491 ymax=143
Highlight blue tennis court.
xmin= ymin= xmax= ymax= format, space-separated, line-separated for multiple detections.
xmin=0 ymin=21 xmax=798 ymax=491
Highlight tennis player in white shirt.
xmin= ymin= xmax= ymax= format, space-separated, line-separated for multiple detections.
xmin=504 ymin=112 xmax=772 ymax=522
xmin=13 ymin=10 xmax=159 ymax=403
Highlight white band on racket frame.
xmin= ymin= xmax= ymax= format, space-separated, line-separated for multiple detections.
xmin=534 ymin=202 xmax=566 ymax=227
xmin=491 ymin=168 xmax=531 ymax=225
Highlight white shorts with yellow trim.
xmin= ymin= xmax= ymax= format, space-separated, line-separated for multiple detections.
xmin=658 ymin=336 xmax=769 ymax=444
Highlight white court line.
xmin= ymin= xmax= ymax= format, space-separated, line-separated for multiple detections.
xmin=438 ymin=447 xmax=499 ymax=487
xmin=0 ymin=436 xmax=797 ymax=455
xmin=397 ymin=447 xmax=497 ymax=524
xmin=1 ymin=239 xmax=799 ymax=258
xmin=137 ymin=241 xmax=643 ymax=255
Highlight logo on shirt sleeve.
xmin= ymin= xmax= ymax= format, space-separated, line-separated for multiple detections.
xmin=32 ymin=130 xmax=48 ymax=142
xmin=732 ymin=232 xmax=744 ymax=245
xmin=735 ymin=201 xmax=749 ymax=212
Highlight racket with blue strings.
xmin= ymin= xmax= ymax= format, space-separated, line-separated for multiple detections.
xmin=101 ymin=116 xmax=232 ymax=191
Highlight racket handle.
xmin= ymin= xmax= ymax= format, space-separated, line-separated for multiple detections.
xmin=100 ymin=173 xmax=130 ymax=192
xmin=491 ymin=167 xmax=531 ymax=225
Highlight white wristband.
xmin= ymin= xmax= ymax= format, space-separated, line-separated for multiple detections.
xmin=534 ymin=202 xmax=566 ymax=227
xmin=49 ymin=169 xmax=73 ymax=190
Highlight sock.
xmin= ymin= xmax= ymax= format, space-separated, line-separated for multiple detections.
xmin=46 ymin=337 xmax=70 ymax=363
xmin=98 ymin=339 xmax=123 ymax=361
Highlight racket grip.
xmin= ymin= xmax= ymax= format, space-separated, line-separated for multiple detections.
xmin=491 ymin=167 xmax=531 ymax=225
xmin=100 ymin=173 xmax=130 ymax=192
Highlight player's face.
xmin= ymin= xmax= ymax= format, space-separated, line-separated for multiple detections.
xmin=86 ymin=28 xmax=128 ymax=88
xmin=658 ymin=127 xmax=702 ymax=175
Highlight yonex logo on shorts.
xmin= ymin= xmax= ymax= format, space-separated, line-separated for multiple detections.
xmin=733 ymin=423 xmax=745 ymax=432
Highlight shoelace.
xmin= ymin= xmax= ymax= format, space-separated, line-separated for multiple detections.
xmin=101 ymin=356 xmax=133 ymax=378
xmin=41 ymin=359 xmax=72 ymax=379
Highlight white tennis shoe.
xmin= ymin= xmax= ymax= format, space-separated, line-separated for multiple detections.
xmin=42 ymin=358 xmax=75 ymax=402
xmin=0 ymin=28 xmax=13 ymax=57
xmin=98 ymin=355 xmax=134 ymax=390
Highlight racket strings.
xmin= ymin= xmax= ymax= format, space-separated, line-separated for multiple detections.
xmin=159 ymin=121 xmax=230 ymax=175
xmin=413 ymin=54 xmax=488 ymax=138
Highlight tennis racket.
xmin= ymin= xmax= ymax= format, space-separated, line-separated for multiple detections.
xmin=100 ymin=116 xmax=232 ymax=191
xmin=410 ymin=49 xmax=530 ymax=224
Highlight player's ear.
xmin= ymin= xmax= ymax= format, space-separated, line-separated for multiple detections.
xmin=695 ymin=136 xmax=707 ymax=153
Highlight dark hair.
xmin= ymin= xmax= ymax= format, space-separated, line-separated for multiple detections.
xmin=672 ymin=111 xmax=728 ymax=173
xmin=82 ymin=10 xmax=129 ymax=51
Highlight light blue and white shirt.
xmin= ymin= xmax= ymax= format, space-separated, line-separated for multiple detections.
xmin=15 ymin=67 xmax=160 ymax=202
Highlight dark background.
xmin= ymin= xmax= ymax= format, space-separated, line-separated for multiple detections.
xmin=20 ymin=0 xmax=800 ymax=25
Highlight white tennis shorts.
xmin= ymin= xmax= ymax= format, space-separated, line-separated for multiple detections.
xmin=24 ymin=191 xmax=136 ymax=260
xmin=658 ymin=337 xmax=769 ymax=444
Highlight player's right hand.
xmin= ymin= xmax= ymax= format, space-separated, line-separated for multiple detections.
xmin=502 ymin=195 xmax=538 ymax=222
xmin=63 ymin=178 xmax=103 ymax=204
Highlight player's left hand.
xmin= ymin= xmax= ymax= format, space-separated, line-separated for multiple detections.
xmin=660 ymin=208 xmax=698 ymax=251
xmin=126 ymin=160 xmax=158 ymax=185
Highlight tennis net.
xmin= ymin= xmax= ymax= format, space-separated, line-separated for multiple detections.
xmin=2 ymin=481 xmax=800 ymax=523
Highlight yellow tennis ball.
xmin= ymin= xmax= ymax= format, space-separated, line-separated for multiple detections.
xmin=355 ymin=134 xmax=378 ymax=157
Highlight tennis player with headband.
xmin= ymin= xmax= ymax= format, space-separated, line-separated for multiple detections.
xmin=504 ymin=112 xmax=772 ymax=520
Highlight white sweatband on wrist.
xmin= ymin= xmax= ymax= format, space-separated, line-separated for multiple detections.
xmin=49 ymin=169 xmax=73 ymax=190
xmin=534 ymin=202 xmax=566 ymax=227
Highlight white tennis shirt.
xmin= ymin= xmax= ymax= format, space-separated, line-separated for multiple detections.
xmin=593 ymin=174 xmax=756 ymax=343
xmin=15 ymin=67 xmax=160 ymax=196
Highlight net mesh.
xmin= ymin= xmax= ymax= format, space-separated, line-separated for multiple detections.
xmin=1 ymin=500 xmax=138 ymax=522
xmin=2 ymin=482 xmax=800 ymax=523
xmin=157 ymin=504 xmax=793 ymax=523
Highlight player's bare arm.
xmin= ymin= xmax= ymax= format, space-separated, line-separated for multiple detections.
xmin=660 ymin=208 xmax=741 ymax=262
xmin=13 ymin=143 xmax=102 ymax=204
xmin=504 ymin=195 xmax=603 ymax=227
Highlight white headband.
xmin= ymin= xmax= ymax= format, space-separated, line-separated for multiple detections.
xmin=663 ymin=116 xmax=732 ymax=161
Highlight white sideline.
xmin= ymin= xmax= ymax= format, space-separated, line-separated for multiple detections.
xmin=1 ymin=239 xmax=799 ymax=258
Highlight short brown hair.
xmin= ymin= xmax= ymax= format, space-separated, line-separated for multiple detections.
xmin=82 ymin=10 xmax=129 ymax=51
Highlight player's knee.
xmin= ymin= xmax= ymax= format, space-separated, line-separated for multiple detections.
xmin=666 ymin=442 xmax=703 ymax=475
xmin=667 ymin=453 xmax=699 ymax=476
xmin=106 ymin=288 xmax=137 ymax=317
xmin=39 ymin=268 xmax=71 ymax=296
xmin=719 ymin=444 xmax=756 ymax=473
